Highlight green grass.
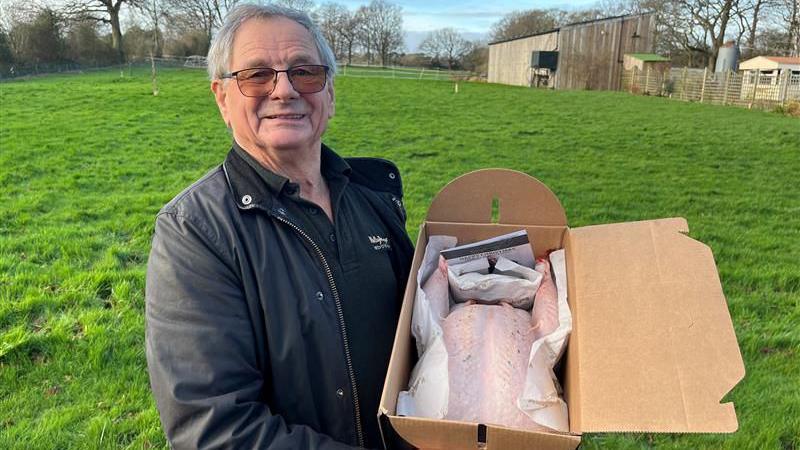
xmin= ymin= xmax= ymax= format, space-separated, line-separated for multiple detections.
xmin=1 ymin=67 xmax=798 ymax=449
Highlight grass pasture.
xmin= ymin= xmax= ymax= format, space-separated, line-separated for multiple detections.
xmin=1 ymin=67 xmax=798 ymax=449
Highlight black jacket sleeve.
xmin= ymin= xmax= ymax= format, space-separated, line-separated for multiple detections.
xmin=145 ymin=212 xmax=358 ymax=450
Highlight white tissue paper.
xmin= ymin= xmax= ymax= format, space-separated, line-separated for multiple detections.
xmin=447 ymin=256 xmax=543 ymax=309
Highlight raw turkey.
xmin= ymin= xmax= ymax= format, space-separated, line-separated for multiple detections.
xmin=531 ymin=257 xmax=559 ymax=341
xmin=421 ymin=255 xmax=450 ymax=324
xmin=443 ymin=301 xmax=544 ymax=429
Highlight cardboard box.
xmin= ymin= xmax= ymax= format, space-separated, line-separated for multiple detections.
xmin=379 ymin=169 xmax=745 ymax=449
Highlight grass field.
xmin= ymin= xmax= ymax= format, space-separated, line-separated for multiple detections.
xmin=1 ymin=67 xmax=798 ymax=449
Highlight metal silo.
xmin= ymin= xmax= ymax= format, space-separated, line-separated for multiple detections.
xmin=715 ymin=41 xmax=740 ymax=72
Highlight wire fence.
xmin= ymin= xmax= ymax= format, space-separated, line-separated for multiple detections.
xmin=336 ymin=63 xmax=476 ymax=81
xmin=0 ymin=57 xmax=482 ymax=84
xmin=621 ymin=66 xmax=800 ymax=111
xmin=0 ymin=56 xmax=204 ymax=81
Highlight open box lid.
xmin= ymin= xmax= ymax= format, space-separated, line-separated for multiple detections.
xmin=425 ymin=169 xmax=745 ymax=434
xmin=426 ymin=169 xmax=568 ymax=226
xmin=565 ymin=218 xmax=745 ymax=433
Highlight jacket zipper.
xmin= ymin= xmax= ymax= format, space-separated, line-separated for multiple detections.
xmin=390 ymin=195 xmax=406 ymax=222
xmin=273 ymin=214 xmax=365 ymax=448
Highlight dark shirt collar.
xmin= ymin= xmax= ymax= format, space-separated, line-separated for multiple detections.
xmin=222 ymin=142 xmax=355 ymax=211
xmin=233 ymin=141 xmax=351 ymax=195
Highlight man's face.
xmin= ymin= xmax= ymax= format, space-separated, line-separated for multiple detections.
xmin=211 ymin=17 xmax=334 ymax=157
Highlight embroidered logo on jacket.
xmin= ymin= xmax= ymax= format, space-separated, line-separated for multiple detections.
xmin=368 ymin=235 xmax=391 ymax=251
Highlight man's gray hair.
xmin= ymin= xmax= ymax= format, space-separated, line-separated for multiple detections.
xmin=207 ymin=3 xmax=337 ymax=80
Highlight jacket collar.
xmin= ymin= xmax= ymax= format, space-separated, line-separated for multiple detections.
xmin=223 ymin=141 xmax=351 ymax=212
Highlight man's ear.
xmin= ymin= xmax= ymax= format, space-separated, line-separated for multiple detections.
xmin=211 ymin=79 xmax=231 ymax=128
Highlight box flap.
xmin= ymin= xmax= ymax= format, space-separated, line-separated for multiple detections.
xmin=381 ymin=416 xmax=483 ymax=450
xmin=380 ymin=227 xmax=428 ymax=421
xmin=485 ymin=425 xmax=581 ymax=450
xmin=380 ymin=415 xmax=580 ymax=450
xmin=566 ymin=218 xmax=745 ymax=433
xmin=427 ymin=169 xmax=567 ymax=226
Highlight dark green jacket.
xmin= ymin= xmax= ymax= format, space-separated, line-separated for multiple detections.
xmin=145 ymin=145 xmax=413 ymax=449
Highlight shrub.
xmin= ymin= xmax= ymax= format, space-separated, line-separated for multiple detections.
xmin=774 ymin=100 xmax=800 ymax=117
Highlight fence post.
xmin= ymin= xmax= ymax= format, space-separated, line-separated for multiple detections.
xmin=700 ymin=68 xmax=708 ymax=103
xmin=749 ymin=69 xmax=760 ymax=109
xmin=150 ymin=53 xmax=159 ymax=96
xmin=419 ymin=67 xmax=424 ymax=80
xmin=722 ymin=71 xmax=730 ymax=105
xmin=629 ymin=67 xmax=637 ymax=93
xmin=644 ymin=67 xmax=651 ymax=94
xmin=779 ymin=70 xmax=790 ymax=107
xmin=681 ymin=67 xmax=688 ymax=100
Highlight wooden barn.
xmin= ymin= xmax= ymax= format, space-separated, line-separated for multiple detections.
xmin=488 ymin=13 xmax=656 ymax=90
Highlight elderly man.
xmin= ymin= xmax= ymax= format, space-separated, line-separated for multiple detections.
xmin=145 ymin=4 xmax=413 ymax=449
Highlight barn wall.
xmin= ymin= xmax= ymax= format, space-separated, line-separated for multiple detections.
xmin=488 ymin=32 xmax=558 ymax=86
xmin=557 ymin=14 xmax=655 ymax=90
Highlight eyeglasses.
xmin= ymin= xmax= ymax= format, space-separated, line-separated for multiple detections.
xmin=221 ymin=64 xmax=330 ymax=97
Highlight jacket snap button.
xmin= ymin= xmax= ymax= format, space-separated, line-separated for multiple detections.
xmin=388 ymin=172 xmax=396 ymax=180
xmin=241 ymin=195 xmax=252 ymax=205
xmin=336 ymin=388 xmax=344 ymax=398
xmin=315 ymin=291 xmax=324 ymax=301
xmin=329 ymin=233 xmax=336 ymax=243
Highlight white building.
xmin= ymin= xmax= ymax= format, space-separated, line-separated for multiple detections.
xmin=738 ymin=56 xmax=800 ymax=101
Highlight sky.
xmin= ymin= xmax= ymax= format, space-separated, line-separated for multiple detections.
xmin=0 ymin=0 xmax=603 ymax=52
xmin=336 ymin=0 xmax=602 ymax=51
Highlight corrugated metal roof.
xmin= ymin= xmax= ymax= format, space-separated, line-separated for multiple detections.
xmin=626 ymin=53 xmax=670 ymax=62
xmin=740 ymin=56 xmax=800 ymax=70
xmin=764 ymin=56 xmax=800 ymax=64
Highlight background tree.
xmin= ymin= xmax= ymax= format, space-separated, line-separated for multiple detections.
xmin=65 ymin=20 xmax=116 ymax=65
xmin=489 ymin=9 xmax=560 ymax=42
xmin=419 ymin=28 xmax=472 ymax=69
xmin=162 ymin=25 xmax=208 ymax=55
xmin=62 ymin=0 xmax=141 ymax=63
xmin=163 ymin=0 xmax=239 ymax=55
xmin=733 ymin=0 xmax=776 ymax=57
xmin=678 ymin=0 xmax=738 ymax=69
xmin=776 ymin=0 xmax=799 ymax=55
xmin=315 ymin=2 xmax=348 ymax=59
xmin=135 ymin=0 xmax=165 ymax=57
xmin=354 ymin=5 xmax=372 ymax=63
xmin=337 ymin=7 xmax=360 ymax=64
xmin=271 ymin=0 xmax=315 ymax=11
xmin=0 ymin=28 xmax=13 ymax=71
xmin=8 ymin=7 xmax=67 ymax=66
xmin=461 ymin=41 xmax=488 ymax=74
xmin=359 ymin=0 xmax=403 ymax=66
xmin=123 ymin=24 xmax=160 ymax=59
xmin=0 ymin=2 xmax=16 ymax=75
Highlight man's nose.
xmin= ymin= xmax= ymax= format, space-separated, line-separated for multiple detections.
xmin=270 ymin=71 xmax=299 ymax=99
